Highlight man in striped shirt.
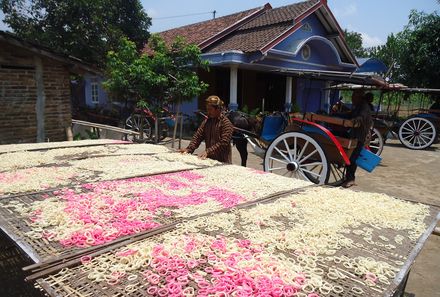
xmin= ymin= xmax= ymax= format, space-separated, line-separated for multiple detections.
xmin=180 ymin=96 xmax=234 ymax=163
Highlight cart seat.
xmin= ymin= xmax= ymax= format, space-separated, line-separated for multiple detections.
xmin=261 ymin=116 xmax=286 ymax=142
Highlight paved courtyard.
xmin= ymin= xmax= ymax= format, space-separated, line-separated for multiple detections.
xmin=167 ymin=138 xmax=440 ymax=297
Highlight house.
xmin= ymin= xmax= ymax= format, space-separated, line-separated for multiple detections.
xmin=155 ymin=0 xmax=384 ymax=114
xmin=72 ymin=74 xmax=110 ymax=111
xmin=0 ymin=31 xmax=99 ymax=144
xmin=355 ymin=57 xmax=388 ymax=74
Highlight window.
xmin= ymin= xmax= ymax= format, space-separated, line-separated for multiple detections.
xmin=91 ymin=82 xmax=99 ymax=104
xmin=301 ymin=44 xmax=311 ymax=60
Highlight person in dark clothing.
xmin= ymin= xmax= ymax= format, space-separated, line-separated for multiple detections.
xmin=228 ymin=112 xmax=249 ymax=166
xmin=342 ymin=90 xmax=373 ymax=188
xmin=364 ymin=92 xmax=375 ymax=112
xmin=179 ymin=96 xmax=234 ymax=163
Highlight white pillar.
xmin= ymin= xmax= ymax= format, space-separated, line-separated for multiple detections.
xmin=229 ymin=65 xmax=238 ymax=110
xmin=323 ymin=81 xmax=331 ymax=113
xmin=285 ymin=76 xmax=292 ymax=112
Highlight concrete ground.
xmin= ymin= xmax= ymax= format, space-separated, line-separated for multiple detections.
xmin=167 ymin=138 xmax=440 ymax=297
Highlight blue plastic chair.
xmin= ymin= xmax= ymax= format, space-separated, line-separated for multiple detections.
xmin=260 ymin=116 xmax=286 ymax=142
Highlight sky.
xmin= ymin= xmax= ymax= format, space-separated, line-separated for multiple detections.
xmin=1 ymin=1 xmax=439 ymax=47
xmin=144 ymin=0 xmax=439 ymax=47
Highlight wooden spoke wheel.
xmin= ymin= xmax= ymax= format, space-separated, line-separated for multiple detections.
xmin=369 ymin=127 xmax=384 ymax=156
xmin=325 ymin=162 xmax=347 ymax=186
xmin=263 ymin=132 xmax=328 ymax=185
xmin=125 ymin=114 xmax=152 ymax=139
xmin=398 ymin=117 xmax=436 ymax=150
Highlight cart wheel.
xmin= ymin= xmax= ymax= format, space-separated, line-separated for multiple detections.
xmin=150 ymin=120 xmax=169 ymax=142
xmin=369 ymin=127 xmax=384 ymax=156
xmin=325 ymin=163 xmax=347 ymax=186
xmin=125 ymin=114 xmax=152 ymax=139
xmin=398 ymin=117 xmax=437 ymax=150
xmin=263 ymin=132 xmax=328 ymax=185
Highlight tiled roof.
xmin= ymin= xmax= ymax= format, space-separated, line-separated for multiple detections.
xmin=205 ymin=0 xmax=320 ymax=53
xmin=157 ymin=7 xmax=263 ymax=47
xmin=240 ymin=0 xmax=319 ymax=30
xmin=152 ymin=0 xmax=322 ymax=54
xmin=206 ymin=23 xmax=292 ymax=53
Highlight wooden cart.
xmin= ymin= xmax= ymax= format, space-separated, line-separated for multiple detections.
xmin=262 ymin=113 xmax=363 ymax=186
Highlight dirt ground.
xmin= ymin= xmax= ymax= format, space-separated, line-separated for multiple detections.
xmin=169 ymin=138 xmax=440 ymax=297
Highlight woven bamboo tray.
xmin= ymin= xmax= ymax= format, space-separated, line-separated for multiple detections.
xmin=0 ymin=166 xmax=308 ymax=263
xmin=0 ymin=139 xmax=131 ymax=154
xmin=0 ymin=152 xmax=219 ymax=198
xmin=32 ymin=189 xmax=439 ymax=297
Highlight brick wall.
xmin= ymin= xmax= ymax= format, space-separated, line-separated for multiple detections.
xmin=0 ymin=41 xmax=72 ymax=144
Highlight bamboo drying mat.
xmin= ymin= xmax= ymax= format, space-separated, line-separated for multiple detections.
xmin=0 ymin=153 xmax=219 ymax=198
xmin=33 ymin=190 xmax=439 ymax=297
xmin=0 ymin=139 xmax=131 ymax=154
xmin=0 ymin=167 xmax=308 ymax=263
xmin=0 ymin=143 xmax=174 ymax=173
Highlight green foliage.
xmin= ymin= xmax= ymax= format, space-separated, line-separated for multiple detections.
xmin=103 ymin=35 xmax=209 ymax=111
xmin=240 ymin=105 xmax=260 ymax=116
xmin=396 ymin=10 xmax=440 ymax=88
xmin=367 ymin=10 xmax=440 ymax=88
xmin=1 ymin=0 xmax=151 ymax=66
xmin=343 ymin=30 xmax=367 ymax=57
xmin=73 ymin=133 xmax=83 ymax=141
xmin=85 ymin=130 xmax=99 ymax=139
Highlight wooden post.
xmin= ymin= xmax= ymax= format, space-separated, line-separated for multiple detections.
xmin=34 ymin=56 xmax=46 ymax=143
xmin=65 ymin=126 xmax=73 ymax=141
xmin=179 ymin=112 xmax=184 ymax=149
xmin=154 ymin=117 xmax=159 ymax=144
xmin=172 ymin=102 xmax=181 ymax=149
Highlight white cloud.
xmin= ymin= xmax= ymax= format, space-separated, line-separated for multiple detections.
xmin=334 ymin=4 xmax=357 ymax=17
xmin=360 ymin=32 xmax=384 ymax=47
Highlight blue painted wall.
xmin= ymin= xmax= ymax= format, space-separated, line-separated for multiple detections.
xmin=269 ymin=15 xmax=354 ymax=72
xmin=180 ymin=98 xmax=199 ymax=116
xmin=296 ymin=78 xmax=327 ymax=112
xmin=83 ymin=74 xmax=109 ymax=109
xmin=274 ymin=14 xmax=327 ymax=52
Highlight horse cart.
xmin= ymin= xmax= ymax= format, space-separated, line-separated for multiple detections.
xmin=331 ymin=84 xmax=440 ymax=150
xmin=234 ymin=112 xmax=375 ymax=186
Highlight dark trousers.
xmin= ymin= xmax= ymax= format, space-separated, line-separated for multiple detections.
xmin=346 ymin=141 xmax=364 ymax=182
xmin=233 ymin=136 xmax=248 ymax=167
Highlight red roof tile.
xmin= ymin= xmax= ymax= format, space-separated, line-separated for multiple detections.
xmin=205 ymin=0 xmax=320 ymax=53
xmin=240 ymin=0 xmax=319 ymax=30
xmin=150 ymin=0 xmax=322 ymax=54
xmin=157 ymin=7 xmax=263 ymax=47
xmin=206 ymin=23 xmax=293 ymax=53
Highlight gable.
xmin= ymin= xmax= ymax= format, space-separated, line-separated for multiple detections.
xmin=273 ymin=14 xmax=327 ymax=52
xmin=266 ymin=13 xmax=356 ymax=69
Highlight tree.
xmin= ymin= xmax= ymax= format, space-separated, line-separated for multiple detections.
xmin=103 ymin=34 xmax=208 ymax=113
xmin=367 ymin=10 xmax=440 ymax=88
xmin=1 ymin=0 xmax=151 ymax=66
xmin=396 ymin=10 xmax=440 ymax=88
xmin=366 ymin=33 xmax=402 ymax=81
xmin=343 ymin=29 xmax=367 ymax=57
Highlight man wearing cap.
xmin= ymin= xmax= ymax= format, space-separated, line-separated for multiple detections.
xmin=179 ymin=96 xmax=234 ymax=163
